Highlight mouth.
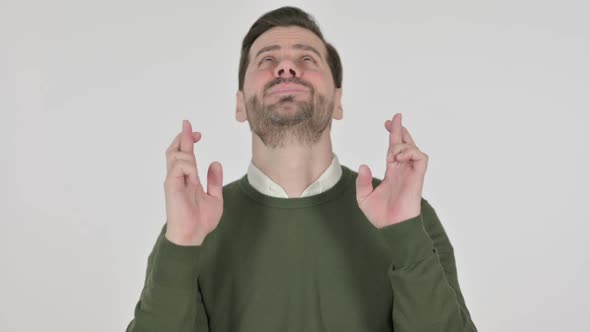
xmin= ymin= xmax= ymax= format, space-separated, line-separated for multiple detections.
xmin=266 ymin=83 xmax=308 ymax=96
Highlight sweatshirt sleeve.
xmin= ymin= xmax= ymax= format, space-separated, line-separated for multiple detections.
xmin=378 ymin=198 xmax=478 ymax=332
xmin=126 ymin=223 xmax=210 ymax=332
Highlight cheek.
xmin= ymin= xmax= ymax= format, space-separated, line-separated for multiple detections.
xmin=245 ymin=71 xmax=273 ymax=96
xmin=302 ymin=72 xmax=332 ymax=93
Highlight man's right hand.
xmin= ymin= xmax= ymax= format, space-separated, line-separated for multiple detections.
xmin=163 ymin=120 xmax=224 ymax=246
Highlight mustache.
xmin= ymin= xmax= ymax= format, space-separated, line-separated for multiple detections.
xmin=264 ymin=77 xmax=313 ymax=95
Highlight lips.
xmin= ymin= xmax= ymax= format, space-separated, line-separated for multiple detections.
xmin=266 ymin=83 xmax=308 ymax=96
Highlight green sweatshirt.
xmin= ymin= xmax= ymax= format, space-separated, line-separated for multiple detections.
xmin=127 ymin=165 xmax=478 ymax=332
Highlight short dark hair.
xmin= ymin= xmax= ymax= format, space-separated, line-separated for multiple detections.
xmin=238 ymin=6 xmax=343 ymax=90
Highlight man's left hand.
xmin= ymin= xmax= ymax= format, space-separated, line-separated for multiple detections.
xmin=355 ymin=113 xmax=429 ymax=228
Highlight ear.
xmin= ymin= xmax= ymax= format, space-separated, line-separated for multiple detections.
xmin=332 ymin=87 xmax=343 ymax=120
xmin=236 ymin=90 xmax=247 ymax=122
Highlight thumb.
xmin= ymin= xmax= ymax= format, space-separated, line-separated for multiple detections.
xmin=356 ymin=164 xmax=373 ymax=202
xmin=207 ymin=161 xmax=223 ymax=199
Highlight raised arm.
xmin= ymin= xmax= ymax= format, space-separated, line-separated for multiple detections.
xmin=126 ymin=223 xmax=210 ymax=331
xmin=378 ymin=198 xmax=478 ymax=331
xmin=356 ymin=113 xmax=478 ymax=330
xmin=127 ymin=120 xmax=223 ymax=331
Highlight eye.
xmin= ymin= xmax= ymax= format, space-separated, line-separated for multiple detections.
xmin=302 ymin=56 xmax=313 ymax=62
xmin=262 ymin=56 xmax=274 ymax=63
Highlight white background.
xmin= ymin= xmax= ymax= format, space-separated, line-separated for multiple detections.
xmin=2 ymin=0 xmax=589 ymax=331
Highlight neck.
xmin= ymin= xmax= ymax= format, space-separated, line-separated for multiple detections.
xmin=251 ymin=129 xmax=334 ymax=198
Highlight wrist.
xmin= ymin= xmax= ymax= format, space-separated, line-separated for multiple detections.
xmin=165 ymin=230 xmax=208 ymax=246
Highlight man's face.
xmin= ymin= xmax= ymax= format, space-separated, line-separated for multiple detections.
xmin=236 ymin=26 xmax=342 ymax=149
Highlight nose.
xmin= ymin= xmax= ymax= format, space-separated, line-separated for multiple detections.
xmin=274 ymin=59 xmax=299 ymax=78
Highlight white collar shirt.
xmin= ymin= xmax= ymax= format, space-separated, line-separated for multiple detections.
xmin=246 ymin=153 xmax=343 ymax=198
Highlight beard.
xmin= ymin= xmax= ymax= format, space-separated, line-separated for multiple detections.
xmin=244 ymin=79 xmax=335 ymax=149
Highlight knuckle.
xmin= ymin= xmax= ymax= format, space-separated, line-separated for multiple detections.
xmin=166 ymin=163 xmax=177 ymax=174
xmin=169 ymin=151 xmax=195 ymax=161
xmin=166 ymin=146 xmax=178 ymax=155
xmin=174 ymin=159 xmax=187 ymax=168
xmin=178 ymin=159 xmax=196 ymax=171
xmin=168 ymin=151 xmax=179 ymax=159
xmin=169 ymin=159 xmax=183 ymax=171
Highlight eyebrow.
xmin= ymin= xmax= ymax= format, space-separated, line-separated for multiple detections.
xmin=254 ymin=43 xmax=323 ymax=60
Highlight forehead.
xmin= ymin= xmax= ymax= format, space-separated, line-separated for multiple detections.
xmin=249 ymin=26 xmax=327 ymax=58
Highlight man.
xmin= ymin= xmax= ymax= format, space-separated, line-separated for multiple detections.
xmin=127 ymin=6 xmax=478 ymax=332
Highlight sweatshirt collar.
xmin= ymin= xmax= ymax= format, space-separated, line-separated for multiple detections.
xmin=247 ymin=153 xmax=342 ymax=198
